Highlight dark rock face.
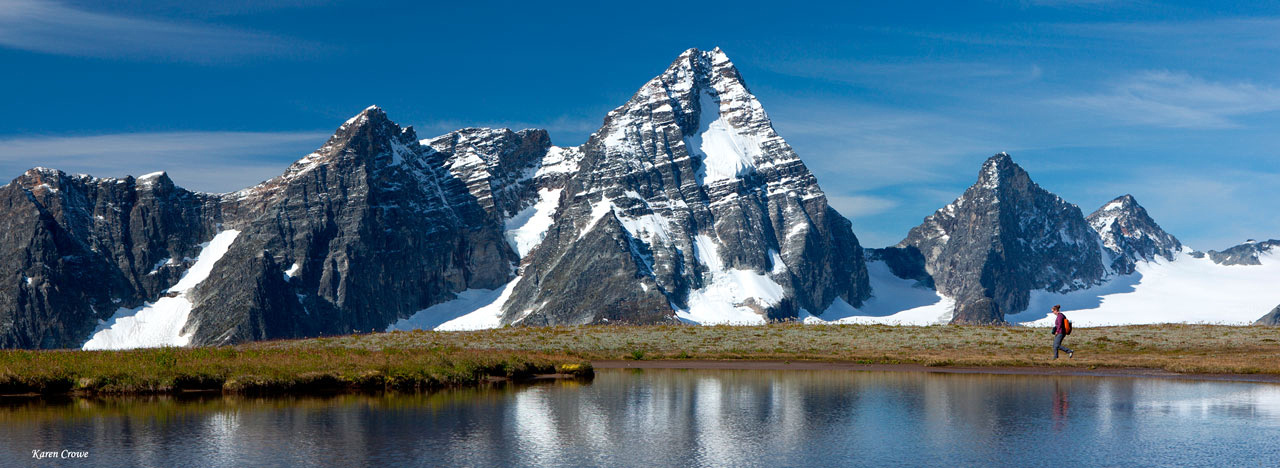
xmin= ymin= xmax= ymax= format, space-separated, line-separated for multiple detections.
xmin=0 ymin=107 xmax=521 ymax=348
xmin=953 ymin=298 xmax=1003 ymax=325
xmin=190 ymin=107 xmax=516 ymax=345
xmin=1206 ymin=239 xmax=1280 ymax=266
xmin=898 ymin=153 xmax=1106 ymax=324
xmin=1257 ymin=305 xmax=1280 ymax=326
xmin=1086 ymin=194 xmax=1182 ymax=274
xmin=0 ymin=169 xmax=219 ymax=348
xmin=500 ymin=47 xmax=870 ymax=325
xmin=503 ymin=213 xmax=676 ymax=325
xmin=425 ymin=128 xmax=553 ymax=223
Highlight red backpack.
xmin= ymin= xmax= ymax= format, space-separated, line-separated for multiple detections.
xmin=1062 ymin=315 xmax=1072 ymax=335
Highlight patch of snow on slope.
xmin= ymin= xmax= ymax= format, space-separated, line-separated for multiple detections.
xmin=693 ymin=234 xmax=723 ymax=272
xmin=679 ymin=234 xmax=785 ymax=325
xmin=680 ymin=269 xmax=784 ymax=325
xmin=83 ymin=230 xmax=241 ymax=350
xmin=535 ymin=146 xmax=580 ymax=177
xmin=505 ymin=188 xmax=562 ymax=258
xmin=689 ymin=89 xmax=760 ymax=184
xmin=1007 ymin=251 xmax=1280 ymax=327
xmin=578 ymin=200 xmax=617 ymax=240
xmin=617 ymin=211 xmax=673 ymax=245
xmin=283 ymin=262 xmax=301 ymax=280
xmin=801 ymin=261 xmax=954 ymax=325
xmin=387 ymin=279 xmax=519 ymax=332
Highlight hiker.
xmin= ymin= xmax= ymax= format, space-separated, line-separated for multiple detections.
xmin=1051 ymin=305 xmax=1073 ymax=359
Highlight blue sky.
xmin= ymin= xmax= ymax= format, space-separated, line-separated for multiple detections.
xmin=1 ymin=0 xmax=1278 ymax=249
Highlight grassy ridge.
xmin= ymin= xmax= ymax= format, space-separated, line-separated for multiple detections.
xmin=0 ymin=346 xmax=592 ymax=396
xmin=266 ymin=323 xmax=1280 ymax=375
xmin=2 ymin=323 xmax=1277 ymax=396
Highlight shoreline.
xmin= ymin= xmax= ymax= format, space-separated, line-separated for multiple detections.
xmin=592 ymin=359 xmax=1280 ymax=384
xmin=5 ymin=323 xmax=1280 ymax=397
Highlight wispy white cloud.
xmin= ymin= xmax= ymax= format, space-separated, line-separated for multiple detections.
xmin=1053 ymin=71 xmax=1280 ymax=128
xmin=0 ymin=131 xmax=326 ymax=192
xmin=1058 ymin=17 xmax=1280 ymax=53
xmin=771 ymin=101 xmax=1012 ymax=191
xmin=759 ymin=59 xmax=1046 ymax=95
xmin=827 ymin=194 xmax=900 ymax=219
xmin=0 ymin=0 xmax=313 ymax=62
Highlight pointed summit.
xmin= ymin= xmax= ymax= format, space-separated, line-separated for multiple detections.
xmin=1087 ymin=194 xmax=1181 ymax=273
xmin=332 ymin=105 xmax=417 ymax=146
xmin=500 ymin=46 xmax=870 ymax=325
xmin=277 ymin=106 xmax=423 ymax=180
xmin=899 ymin=152 xmax=1106 ymax=324
xmin=976 ymin=152 xmax=1033 ymax=192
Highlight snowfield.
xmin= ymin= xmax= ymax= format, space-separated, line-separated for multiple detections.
xmin=1008 ymin=249 xmax=1280 ymax=327
xmin=800 ymin=261 xmax=954 ymax=325
xmin=83 ymin=230 xmax=241 ymax=350
xmin=390 ymin=248 xmax=1280 ymax=332
xmin=386 ymin=279 xmax=517 ymax=332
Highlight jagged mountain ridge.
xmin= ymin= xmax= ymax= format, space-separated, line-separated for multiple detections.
xmin=1204 ymin=239 xmax=1279 ymax=266
xmin=0 ymin=47 xmax=872 ymax=349
xmin=4 ymin=48 xmax=1274 ymax=349
xmin=897 ymin=153 xmax=1107 ymax=324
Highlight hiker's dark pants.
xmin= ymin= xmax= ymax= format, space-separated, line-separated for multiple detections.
xmin=1053 ymin=333 xmax=1072 ymax=358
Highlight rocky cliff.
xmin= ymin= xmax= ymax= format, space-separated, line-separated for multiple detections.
xmin=897 ymin=153 xmax=1107 ymax=324
xmin=0 ymin=170 xmax=220 ymax=348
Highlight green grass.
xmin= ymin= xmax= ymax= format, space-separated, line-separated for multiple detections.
xmin=258 ymin=323 xmax=1280 ymax=375
xmin=3 ymin=323 xmax=1277 ymax=396
xmin=0 ymin=345 xmax=592 ymax=396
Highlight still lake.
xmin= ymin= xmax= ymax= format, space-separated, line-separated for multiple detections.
xmin=2 ymin=369 xmax=1278 ymax=467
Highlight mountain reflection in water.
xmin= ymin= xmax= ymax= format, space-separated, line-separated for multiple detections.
xmin=1 ymin=369 xmax=1278 ymax=467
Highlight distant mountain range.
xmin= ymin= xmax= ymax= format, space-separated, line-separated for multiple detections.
xmin=2 ymin=48 xmax=1276 ymax=349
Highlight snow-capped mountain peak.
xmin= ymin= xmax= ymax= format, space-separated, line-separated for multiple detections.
xmin=495 ymin=47 xmax=870 ymax=326
xmin=1086 ymin=194 xmax=1182 ymax=274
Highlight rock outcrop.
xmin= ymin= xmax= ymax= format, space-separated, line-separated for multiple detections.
xmin=1206 ymin=239 xmax=1280 ymax=266
xmin=1257 ymin=305 xmax=1280 ymax=326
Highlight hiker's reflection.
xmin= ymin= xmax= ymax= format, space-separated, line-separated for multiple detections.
xmin=1052 ymin=381 xmax=1069 ymax=431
